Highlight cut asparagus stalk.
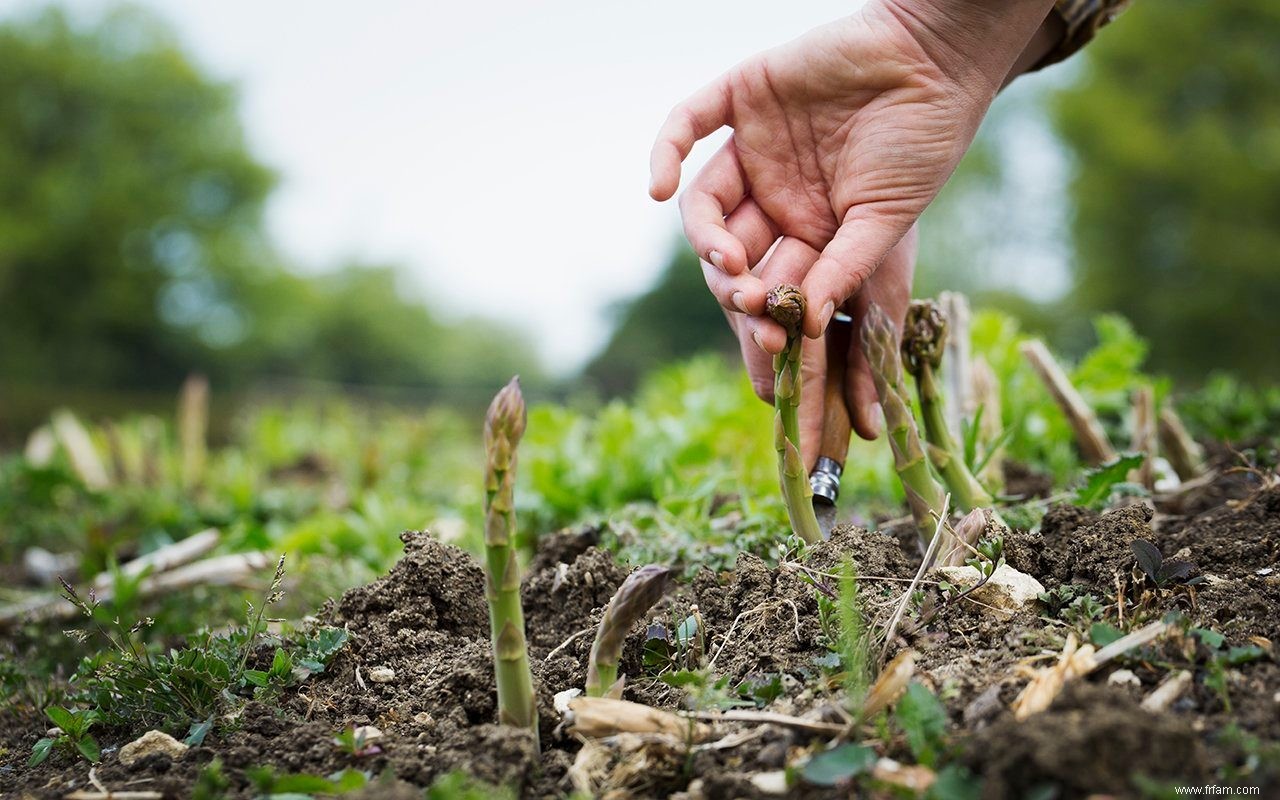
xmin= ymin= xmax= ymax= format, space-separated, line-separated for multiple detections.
xmin=585 ymin=565 xmax=672 ymax=697
xmin=1130 ymin=385 xmax=1157 ymax=490
xmin=179 ymin=374 xmax=209 ymax=488
xmin=766 ymin=285 xmax=823 ymax=545
xmin=1157 ymin=404 xmax=1205 ymax=482
xmin=862 ymin=304 xmax=948 ymax=551
xmin=938 ymin=291 xmax=973 ymax=437
xmin=482 ymin=378 xmax=539 ymax=744
xmin=901 ymin=300 xmax=994 ymax=513
xmin=1020 ymin=339 xmax=1116 ymax=466
xmin=970 ymin=356 xmax=1006 ymax=493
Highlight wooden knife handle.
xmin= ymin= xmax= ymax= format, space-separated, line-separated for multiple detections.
xmin=819 ymin=316 xmax=853 ymax=465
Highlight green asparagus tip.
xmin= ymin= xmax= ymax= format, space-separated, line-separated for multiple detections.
xmin=901 ymin=300 xmax=947 ymax=374
xmin=766 ymin=284 xmax=806 ymax=331
xmin=485 ymin=376 xmax=527 ymax=446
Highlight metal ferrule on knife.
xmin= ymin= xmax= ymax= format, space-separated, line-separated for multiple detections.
xmin=810 ymin=455 xmax=843 ymax=505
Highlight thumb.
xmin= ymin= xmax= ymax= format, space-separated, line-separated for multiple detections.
xmin=799 ymin=206 xmax=913 ymax=339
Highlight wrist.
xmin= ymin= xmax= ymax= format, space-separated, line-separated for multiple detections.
xmin=881 ymin=0 xmax=1058 ymax=94
xmin=1003 ymin=9 xmax=1067 ymax=86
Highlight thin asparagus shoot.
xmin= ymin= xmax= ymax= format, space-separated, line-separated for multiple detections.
xmin=482 ymin=377 xmax=539 ymax=746
xmin=901 ymin=300 xmax=995 ymax=513
xmin=766 ymin=284 xmax=823 ymax=545
xmin=862 ymin=303 xmax=949 ymax=552
xmin=585 ymin=565 xmax=673 ymax=697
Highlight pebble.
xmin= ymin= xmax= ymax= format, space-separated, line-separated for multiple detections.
xmin=119 ymin=730 xmax=187 ymax=767
xmin=368 ymin=666 xmax=396 ymax=683
xmin=935 ymin=564 xmax=1045 ymax=611
xmin=1108 ymin=669 xmax=1141 ymax=687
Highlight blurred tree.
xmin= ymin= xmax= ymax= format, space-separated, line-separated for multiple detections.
xmin=583 ymin=244 xmax=736 ymax=395
xmin=0 ymin=6 xmax=540 ymax=407
xmin=1052 ymin=0 xmax=1280 ymax=380
xmin=0 ymin=6 xmax=274 ymax=388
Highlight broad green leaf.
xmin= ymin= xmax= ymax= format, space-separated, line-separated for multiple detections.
xmin=185 ymin=717 xmax=214 ymax=747
xmin=927 ymin=764 xmax=982 ymax=800
xmin=895 ymin=683 xmax=948 ymax=767
xmin=76 ymin=735 xmax=101 ymax=763
xmin=1090 ymin=622 xmax=1124 ymax=647
xmin=28 ymin=737 xmax=54 ymax=767
xmin=1074 ymin=454 xmax=1145 ymax=509
xmin=1191 ymin=628 xmax=1226 ymax=650
xmin=44 ymin=705 xmax=76 ymax=731
xmin=801 ymin=743 xmax=876 ymax=786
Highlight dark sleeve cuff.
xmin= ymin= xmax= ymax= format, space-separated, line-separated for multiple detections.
xmin=1033 ymin=0 xmax=1133 ymax=70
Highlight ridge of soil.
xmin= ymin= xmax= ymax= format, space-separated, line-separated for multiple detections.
xmin=3 ymin=484 xmax=1278 ymax=799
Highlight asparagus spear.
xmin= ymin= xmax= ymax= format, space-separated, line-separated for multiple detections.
xmin=861 ymin=303 xmax=948 ymax=551
xmin=766 ymin=284 xmax=823 ymax=545
xmin=900 ymin=300 xmax=995 ymax=513
xmin=482 ymin=377 xmax=538 ymax=745
xmin=585 ymin=564 xmax=672 ymax=697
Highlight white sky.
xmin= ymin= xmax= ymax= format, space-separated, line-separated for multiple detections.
xmin=2 ymin=0 xmax=877 ymax=370
xmin=2 ymin=0 xmax=1069 ymax=373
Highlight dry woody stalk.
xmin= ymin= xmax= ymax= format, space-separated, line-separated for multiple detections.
xmin=1020 ymin=339 xmax=1117 ymax=465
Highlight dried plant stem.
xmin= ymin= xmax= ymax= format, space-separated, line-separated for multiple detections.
xmin=1158 ymin=404 xmax=1205 ymax=482
xmin=482 ymin=378 xmax=539 ymax=745
xmin=1020 ymin=339 xmax=1116 ymax=465
xmin=1130 ymin=385 xmax=1157 ymax=489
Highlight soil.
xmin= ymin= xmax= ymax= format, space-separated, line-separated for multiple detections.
xmin=3 ymin=482 xmax=1278 ymax=799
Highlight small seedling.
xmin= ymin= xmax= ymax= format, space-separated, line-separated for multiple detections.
xmin=28 ymin=705 xmax=100 ymax=766
xmin=1131 ymin=539 xmax=1203 ymax=589
xmin=333 ymin=726 xmax=382 ymax=757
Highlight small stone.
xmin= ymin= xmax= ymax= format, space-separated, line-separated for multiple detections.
xmin=368 ymin=666 xmax=396 ymax=683
xmin=749 ymin=771 xmax=789 ymax=795
xmin=1257 ymin=567 xmax=1274 ymax=576
xmin=413 ymin=711 xmax=435 ymax=727
xmin=119 ymin=730 xmax=187 ymax=767
xmin=1108 ymin=669 xmax=1141 ymax=687
xmin=962 ymin=684 xmax=1003 ymax=727
xmin=351 ymin=725 xmax=383 ymax=743
xmin=935 ymin=564 xmax=1045 ymax=611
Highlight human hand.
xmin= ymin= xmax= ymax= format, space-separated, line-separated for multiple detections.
xmin=724 ymin=224 xmax=917 ymax=470
xmin=651 ymin=0 xmax=1055 ymax=344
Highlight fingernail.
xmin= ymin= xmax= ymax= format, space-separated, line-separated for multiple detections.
xmin=819 ymin=300 xmax=835 ymax=330
xmin=868 ymin=403 xmax=884 ymax=438
xmin=709 ymin=250 xmax=725 ymax=270
xmin=751 ymin=328 xmax=766 ymax=352
xmin=731 ymin=291 xmax=748 ymax=313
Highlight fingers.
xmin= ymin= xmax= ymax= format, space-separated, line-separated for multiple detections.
xmin=702 ymin=259 xmax=766 ymax=316
xmin=650 ymin=78 xmax=732 ymax=202
xmin=729 ymin=308 xmax=778 ymax=404
xmin=739 ymin=237 xmax=823 ymax=357
xmin=844 ymin=326 xmax=883 ymax=441
xmin=844 ymin=223 xmax=918 ymax=440
xmin=799 ymin=205 xmax=915 ymax=339
xmin=724 ymin=197 xmax=780 ymax=272
xmin=679 ymin=141 xmax=754 ymax=275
